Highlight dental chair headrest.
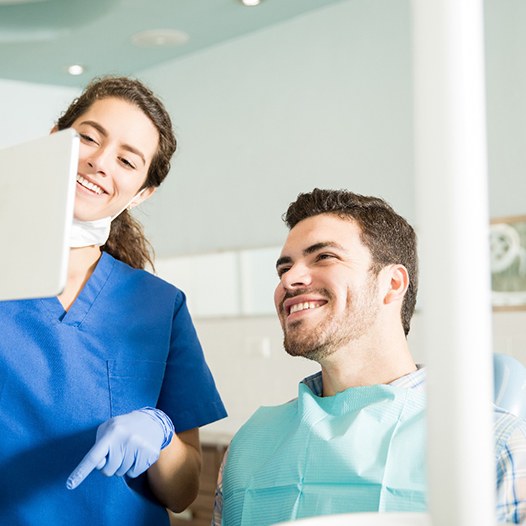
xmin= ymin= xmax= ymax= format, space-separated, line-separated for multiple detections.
xmin=493 ymin=353 xmax=526 ymax=420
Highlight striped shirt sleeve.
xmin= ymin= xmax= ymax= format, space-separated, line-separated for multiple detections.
xmin=212 ymin=447 xmax=229 ymax=526
xmin=495 ymin=418 xmax=526 ymax=524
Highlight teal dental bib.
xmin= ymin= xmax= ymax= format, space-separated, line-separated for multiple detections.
xmin=223 ymin=382 xmax=427 ymax=526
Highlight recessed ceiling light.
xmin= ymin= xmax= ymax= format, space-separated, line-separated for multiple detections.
xmin=240 ymin=0 xmax=261 ymax=5
xmin=67 ymin=64 xmax=85 ymax=76
xmin=131 ymin=29 xmax=189 ymax=48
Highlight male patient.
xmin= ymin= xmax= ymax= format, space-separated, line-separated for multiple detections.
xmin=214 ymin=188 xmax=526 ymax=525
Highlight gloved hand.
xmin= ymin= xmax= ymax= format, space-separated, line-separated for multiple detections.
xmin=66 ymin=407 xmax=174 ymax=490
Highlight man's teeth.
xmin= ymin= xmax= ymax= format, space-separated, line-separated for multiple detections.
xmin=77 ymin=175 xmax=103 ymax=195
xmin=290 ymin=302 xmax=321 ymax=314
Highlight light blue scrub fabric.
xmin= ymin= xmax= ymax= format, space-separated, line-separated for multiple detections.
xmin=222 ymin=381 xmax=427 ymax=526
xmin=0 ymin=251 xmax=226 ymax=525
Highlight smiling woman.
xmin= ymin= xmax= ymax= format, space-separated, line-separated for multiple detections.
xmin=64 ymin=97 xmax=158 ymax=252
xmin=0 ymin=75 xmax=227 ymax=526
xmin=56 ymin=76 xmax=174 ymax=271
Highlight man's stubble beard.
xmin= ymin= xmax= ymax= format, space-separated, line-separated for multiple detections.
xmin=282 ymin=281 xmax=379 ymax=363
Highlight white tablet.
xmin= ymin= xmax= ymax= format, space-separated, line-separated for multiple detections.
xmin=0 ymin=129 xmax=79 ymax=301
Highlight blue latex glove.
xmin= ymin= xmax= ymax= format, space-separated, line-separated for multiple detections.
xmin=66 ymin=407 xmax=174 ymax=490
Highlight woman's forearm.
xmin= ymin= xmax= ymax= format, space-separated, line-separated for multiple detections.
xmin=147 ymin=428 xmax=202 ymax=512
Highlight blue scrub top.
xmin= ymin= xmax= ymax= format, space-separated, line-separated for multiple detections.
xmin=0 ymin=251 xmax=227 ymax=525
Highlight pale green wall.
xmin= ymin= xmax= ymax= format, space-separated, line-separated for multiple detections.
xmin=485 ymin=0 xmax=526 ymax=219
xmin=1 ymin=0 xmax=524 ymax=258
xmin=134 ymin=0 xmax=526 ymax=258
xmin=137 ymin=0 xmax=414 ymax=257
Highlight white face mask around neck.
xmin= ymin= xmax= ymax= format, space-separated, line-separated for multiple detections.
xmin=68 ymin=217 xmax=112 ymax=248
xmin=68 ymin=189 xmax=147 ymax=248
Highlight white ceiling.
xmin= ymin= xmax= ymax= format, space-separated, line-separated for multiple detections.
xmin=0 ymin=0 xmax=345 ymax=87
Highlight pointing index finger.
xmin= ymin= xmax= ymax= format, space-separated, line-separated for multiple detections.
xmin=66 ymin=440 xmax=109 ymax=490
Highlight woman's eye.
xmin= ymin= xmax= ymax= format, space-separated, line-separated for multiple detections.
xmin=119 ymin=157 xmax=136 ymax=169
xmin=80 ymin=133 xmax=96 ymax=144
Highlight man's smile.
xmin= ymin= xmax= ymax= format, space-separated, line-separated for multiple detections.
xmin=283 ymin=296 xmax=328 ymax=317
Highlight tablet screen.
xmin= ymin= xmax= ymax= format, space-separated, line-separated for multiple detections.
xmin=0 ymin=129 xmax=79 ymax=300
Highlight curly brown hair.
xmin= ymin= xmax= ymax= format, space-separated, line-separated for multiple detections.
xmin=283 ymin=188 xmax=418 ymax=336
xmin=56 ymin=75 xmax=177 ymax=270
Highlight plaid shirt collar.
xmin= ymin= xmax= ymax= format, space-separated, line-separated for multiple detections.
xmin=302 ymin=364 xmax=427 ymax=397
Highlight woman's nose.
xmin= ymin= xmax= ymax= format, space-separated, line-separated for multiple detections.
xmin=85 ymin=148 xmax=109 ymax=175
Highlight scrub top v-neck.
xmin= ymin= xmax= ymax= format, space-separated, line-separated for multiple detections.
xmin=41 ymin=249 xmax=115 ymax=326
xmin=0 ymin=251 xmax=226 ymax=525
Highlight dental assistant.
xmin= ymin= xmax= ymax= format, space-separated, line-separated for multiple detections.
xmin=0 ymin=76 xmax=226 ymax=525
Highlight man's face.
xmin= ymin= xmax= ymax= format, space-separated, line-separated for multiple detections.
xmin=274 ymin=213 xmax=382 ymax=362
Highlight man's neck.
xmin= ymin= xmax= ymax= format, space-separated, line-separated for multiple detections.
xmin=319 ymin=334 xmax=417 ymax=397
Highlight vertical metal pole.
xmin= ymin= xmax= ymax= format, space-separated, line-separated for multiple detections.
xmin=412 ymin=1 xmax=496 ymax=525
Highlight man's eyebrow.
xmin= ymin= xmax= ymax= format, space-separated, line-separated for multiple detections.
xmin=303 ymin=241 xmax=345 ymax=255
xmin=79 ymin=120 xmax=147 ymax=166
xmin=275 ymin=242 xmax=345 ymax=269
xmin=276 ymin=256 xmax=292 ymax=269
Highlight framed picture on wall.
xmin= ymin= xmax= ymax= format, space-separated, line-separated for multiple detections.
xmin=490 ymin=215 xmax=526 ymax=310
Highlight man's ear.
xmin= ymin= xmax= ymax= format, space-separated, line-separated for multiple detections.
xmin=50 ymin=125 xmax=58 ymax=134
xmin=128 ymin=187 xmax=156 ymax=210
xmin=383 ymin=264 xmax=409 ymax=305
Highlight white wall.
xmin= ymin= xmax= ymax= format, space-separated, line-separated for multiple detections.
xmin=0 ymin=78 xmax=78 ymax=148
xmin=197 ymin=309 xmax=526 ymax=437
xmin=155 ymin=248 xmax=526 ymax=437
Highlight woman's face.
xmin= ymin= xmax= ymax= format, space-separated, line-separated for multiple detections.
xmin=71 ymin=97 xmax=159 ymax=221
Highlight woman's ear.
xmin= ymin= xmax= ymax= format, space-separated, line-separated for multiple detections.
xmin=383 ymin=264 xmax=410 ymax=305
xmin=128 ymin=187 xmax=156 ymax=210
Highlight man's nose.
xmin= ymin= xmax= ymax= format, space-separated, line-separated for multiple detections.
xmin=281 ymin=262 xmax=312 ymax=289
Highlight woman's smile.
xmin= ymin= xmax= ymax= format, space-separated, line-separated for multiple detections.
xmin=76 ymin=174 xmax=106 ymax=196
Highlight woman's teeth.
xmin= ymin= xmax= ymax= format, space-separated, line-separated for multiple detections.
xmin=77 ymin=175 xmax=103 ymax=195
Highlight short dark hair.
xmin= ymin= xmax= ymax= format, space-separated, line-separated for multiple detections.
xmin=284 ymin=188 xmax=418 ymax=336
